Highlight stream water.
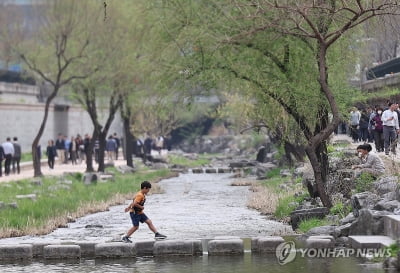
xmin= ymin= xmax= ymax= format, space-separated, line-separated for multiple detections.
xmin=0 ymin=172 xmax=389 ymax=272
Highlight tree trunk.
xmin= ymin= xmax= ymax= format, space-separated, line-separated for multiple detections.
xmin=97 ymin=132 xmax=106 ymax=172
xmin=305 ymin=145 xmax=332 ymax=208
xmin=32 ymin=86 xmax=59 ymax=177
xmin=123 ymin=115 xmax=134 ymax=167
xmin=85 ymin=130 xmax=96 ymax=173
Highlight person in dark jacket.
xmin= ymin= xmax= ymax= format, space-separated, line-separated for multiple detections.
xmin=0 ymin=145 xmax=4 ymax=177
xmin=359 ymin=109 xmax=370 ymax=142
xmin=371 ymin=107 xmax=384 ymax=152
xmin=12 ymin=137 xmax=21 ymax=174
xmin=46 ymin=140 xmax=57 ymax=169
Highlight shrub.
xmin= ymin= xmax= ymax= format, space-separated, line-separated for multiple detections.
xmin=355 ymin=173 xmax=375 ymax=193
xmin=330 ymin=202 xmax=351 ymax=219
xmin=298 ymin=218 xmax=328 ymax=233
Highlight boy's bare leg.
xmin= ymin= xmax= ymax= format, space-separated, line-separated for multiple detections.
xmin=126 ymin=226 xmax=139 ymax=237
xmin=144 ymin=219 xmax=158 ymax=233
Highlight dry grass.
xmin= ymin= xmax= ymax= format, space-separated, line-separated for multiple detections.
xmin=0 ymin=181 xmax=168 ymax=238
xmin=247 ymin=184 xmax=281 ymax=215
xmin=230 ymin=179 xmax=256 ymax=186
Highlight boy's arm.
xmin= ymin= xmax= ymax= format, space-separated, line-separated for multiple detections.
xmin=124 ymin=201 xmax=134 ymax=212
xmin=132 ymin=199 xmax=144 ymax=210
xmin=124 ymin=195 xmax=144 ymax=212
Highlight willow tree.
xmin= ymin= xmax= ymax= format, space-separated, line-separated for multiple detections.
xmin=1 ymin=0 xmax=97 ymax=177
xmin=161 ymin=0 xmax=400 ymax=207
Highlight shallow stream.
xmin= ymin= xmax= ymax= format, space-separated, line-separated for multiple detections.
xmin=0 ymin=172 xmax=388 ymax=272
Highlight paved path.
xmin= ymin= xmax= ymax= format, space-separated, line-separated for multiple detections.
xmin=0 ymin=159 xmax=127 ymax=183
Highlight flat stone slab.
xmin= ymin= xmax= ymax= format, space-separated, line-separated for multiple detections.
xmin=308 ymin=235 xmax=335 ymax=243
xmin=218 ymin=168 xmax=232 ymax=173
xmin=191 ymin=168 xmax=204 ymax=174
xmin=384 ymin=215 xmax=400 ymax=239
xmin=251 ymin=236 xmax=285 ymax=253
xmin=205 ymin=168 xmax=217 ymax=173
xmin=214 ymin=236 xmax=241 ymax=240
xmin=349 ymin=236 xmax=395 ymax=249
xmin=0 ymin=245 xmax=33 ymax=260
xmin=207 ymin=239 xmax=244 ymax=255
xmin=154 ymin=240 xmax=202 ymax=256
xmin=305 ymin=238 xmax=334 ymax=249
xmin=43 ymin=245 xmax=80 ymax=259
xmin=95 ymin=242 xmax=136 ymax=258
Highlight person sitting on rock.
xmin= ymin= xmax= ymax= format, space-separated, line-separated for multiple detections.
xmin=351 ymin=143 xmax=385 ymax=177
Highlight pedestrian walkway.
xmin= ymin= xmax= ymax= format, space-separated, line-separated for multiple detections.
xmin=0 ymin=159 xmax=127 ymax=183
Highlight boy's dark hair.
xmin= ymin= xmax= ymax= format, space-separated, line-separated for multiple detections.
xmin=356 ymin=144 xmax=372 ymax=152
xmin=141 ymin=181 xmax=152 ymax=189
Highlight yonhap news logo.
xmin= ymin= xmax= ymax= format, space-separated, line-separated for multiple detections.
xmin=276 ymin=241 xmax=296 ymax=265
xmin=275 ymin=241 xmax=392 ymax=265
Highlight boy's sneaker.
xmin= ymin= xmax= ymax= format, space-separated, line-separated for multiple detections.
xmin=155 ymin=232 xmax=167 ymax=240
xmin=121 ymin=236 xmax=132 ymax=243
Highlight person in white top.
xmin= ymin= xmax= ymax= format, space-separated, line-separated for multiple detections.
xmin=381 ymin=102 xmax=400 ymax=155
xmin=2 ymin=137 xmax=15 ymax=176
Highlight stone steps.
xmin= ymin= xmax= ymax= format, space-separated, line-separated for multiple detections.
xmin=348 ymin=235 xmax=395 ymax=249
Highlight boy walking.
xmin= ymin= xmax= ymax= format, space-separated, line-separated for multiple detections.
xmin=122 ymin=181 xmax=167 ymax=243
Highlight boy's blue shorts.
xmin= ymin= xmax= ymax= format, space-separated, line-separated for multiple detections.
xmin=129 ymin=212 xmax=149 ymax=227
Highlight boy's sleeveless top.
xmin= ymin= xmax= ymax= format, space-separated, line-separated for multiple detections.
xmin=130 ymin=191 xmax=146 ymax=214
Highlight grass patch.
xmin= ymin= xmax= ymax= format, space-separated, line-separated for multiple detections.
xmin=297 ymin=218 xmax=328 ymax=233
xmin=0 ymin=168 xmax=172 ymax=238
xmin=21 ymin=152 xmax=33 ymax=163
xmin=265 ymin=168 xmax=282 ymax=179
xmin=274 ymin=193 xmax=307 ymax=219
xmin=167 ymin=154 xmax=212 ymax=168
xmin=355 ymin=172 xmax=376 ymax=193
xmin=330 ymin=201 xmax=351 ymax=219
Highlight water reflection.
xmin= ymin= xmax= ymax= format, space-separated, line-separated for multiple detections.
xmin=0 ymin=254 xmax=386 ymax=273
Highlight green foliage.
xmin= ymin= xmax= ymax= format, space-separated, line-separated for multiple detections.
xmin=0 ymin=169 xmax=171 ymax=232
xmin=355 ymin=172 xmax=376 ymax=193
xmin=274 ymin=195 xmax=298 ymax=218
xmin=21 ymin=152 xmax=33 ymax=163
xmin=327 ymin=145 xmax=335 ymax=154
xmin=265 ymin=168 xmax=282 ymax=179
xmin=167 ymin=154 xmax=211 ymax=168
xmin=274 ymin=193 xmax=307 ymax=219
xmin=330 ymin=202 xmax=351 ymax=219
xmin=297 ymin=218 xmax=328 ymax=233
xmin=385 ymin=243 xmax=399 ymax=257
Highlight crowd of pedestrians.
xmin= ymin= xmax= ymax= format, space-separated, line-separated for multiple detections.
xmin=339 ymin=102 xmax=400 ymax=156
xmin=48 ymin=132 xmax=121 ymax=169
xmin=0 ymin=137 xmax=21 ymax=177
xmin=0 ymin=133 xmax=122 ymax=176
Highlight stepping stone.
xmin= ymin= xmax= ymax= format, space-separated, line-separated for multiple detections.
xmin=0 ymin=244 xmax=33 ymax=260
xmin=43 ymin=245 xmax=80 ymax=259
xmin=153 ymin=240 xmax=202 ymax=256
xmin=207 ymin=239 xmax=244 ymax=255
xmin=348 ymin=235 xmax=395 ymax=249
xmin=384 ymin=215 xmax=400 ymax=239
xmin=251 ymin=236 xmax=285 ymax=253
